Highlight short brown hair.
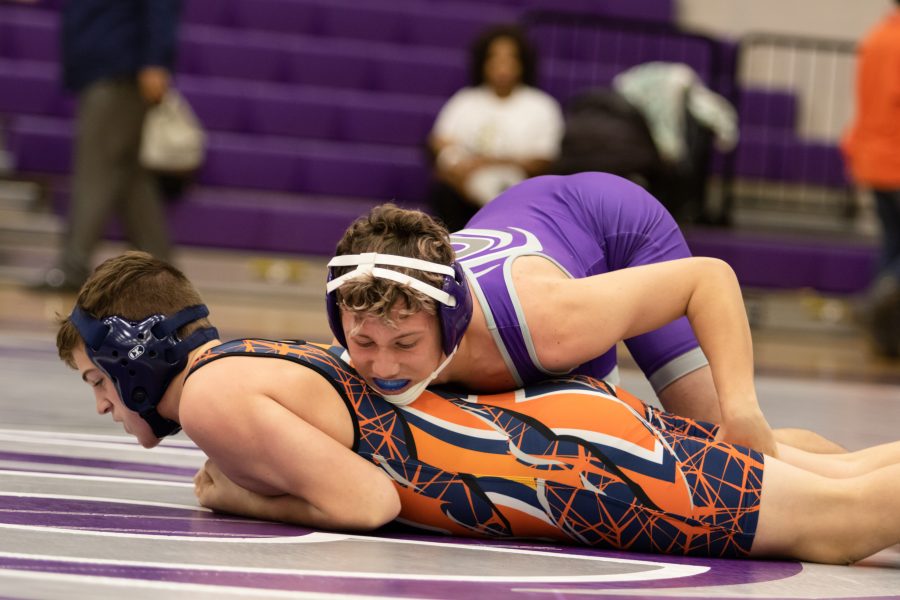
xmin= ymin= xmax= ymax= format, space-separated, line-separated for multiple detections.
xmin=333 ymin=204 xmax=455 ymax=324
xmin=56 ymin=251 xmax=212 ymax=368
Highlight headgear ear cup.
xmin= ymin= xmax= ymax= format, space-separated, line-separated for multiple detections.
xmin=325 ymin=256 xmax=473 ymax=356
xmin=325 ymin=268 xmax=347 ymax=348
xmin=69 ymin=305 xmax=219 ymax=438
xmin=437 ymin=261 xmax=473 ymax=355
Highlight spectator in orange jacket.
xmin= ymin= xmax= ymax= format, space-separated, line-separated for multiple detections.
xmin=842 ymin=0 xmax=900 ymax=357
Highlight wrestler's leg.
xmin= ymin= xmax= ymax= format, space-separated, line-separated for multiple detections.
xmin=751 ymin=458 xmax=900 ymax=563
xmin=775 ymin=440 xmax=900 ymax=478
xmin=648 ymin=405 xmax=899 ymax=562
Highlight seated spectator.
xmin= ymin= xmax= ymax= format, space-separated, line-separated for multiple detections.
xmin=427 ymin=24 xmax=564 ymax=231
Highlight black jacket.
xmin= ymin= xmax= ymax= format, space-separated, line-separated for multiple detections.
xmin=61 ymin=0 xmax=181 ymax=91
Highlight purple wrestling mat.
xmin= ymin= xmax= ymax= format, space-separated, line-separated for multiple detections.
xmin=0 ymin=429 xmax=897 ymax=600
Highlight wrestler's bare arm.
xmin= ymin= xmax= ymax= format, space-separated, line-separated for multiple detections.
xmin=515 ymin=256 xmax=776 ymax=456
xmin=179 ymin=361 xmax=400 ymax=529
xmin=515 ymin=257 xmax=745 ymax=371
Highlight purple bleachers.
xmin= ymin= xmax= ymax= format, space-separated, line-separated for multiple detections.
xmin=247 ymin=91 xmax=342 ymax=141
xmin=230 ymin=0 xmax=318 ymax=36
xmin=7 ymin=115 xmax=429 ymax=203
xmin=685 ymin=228 xmax=875 ymax=294
xmin=726 ymin=133 xmax=772 ymax=181
xmin=370 ymin=50 xmax=467 ymax=96
xmin=0 ymin=9 xmax=833 ymax=191
xmin=181 ymin=0 xmax=234 ymax=28
xmin=318 ymin=4 xmax=406 ymax=44
xmin=284 ymin=42 xmax=373 ymax=89
xmin=175 ymin=78 xmax=248 ymax=132
xmin=42 ymin=180 xmax=394 ymax=255
xmin=792 ymin=142 xmax=848 ymax=188
xmin=0 ymin=0 xmax=871 ymax=289
xmin=178 ymin=27 xmax=289 ymax=82
xmin=524 ymin=0 xmax=675 ymax=24
xmin=338 ymin=94 xmax=441 ymax=146
xmin=179 ymin=79 xmax=442 ymax=145
xmin=8 ymin=112 xmax=430 ymax=256
xmin=167 ymin=190 xmax=389 ymax=254
xmin=0 ymin=5 xmax=841 ymax=193
xmin=199 ymin=136 xmax=298 ymax=192
xmin=0 ymin=62 xmax=440 ymax=147
xmin=305 ymin=41 xmax=463 ymax=95
xmin=725 ymin=132 xmax=850 ymax=188
xmin=0 ymin=6 xmax=58 ymax=61
xmin=739 ymin=88 xmax=797 ymax=131
xmin=403 ymin=4 xmax=519 ymax=47
xmin=531 ymin=26 xmax=714 ymax=87
xmin=199 ymin=135 xmax=428 ymax=201
xmin=178 ymin=27 xmax=468 ymax=94
xmin=770 ymin=139 xmax=849 ymax=188
xmin=183 ymin=0 xmax=519 ymax=50
xmin=540 ymin=61 xmax=619 ymax=105
xmin=0 ymin=59 xmax=69 ymax=117
xmin=6 ymin=116 xmax=72 ymax=175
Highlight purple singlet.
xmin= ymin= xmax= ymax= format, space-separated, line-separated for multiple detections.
xmin=452 ymin=172 xmax=707 ymax=391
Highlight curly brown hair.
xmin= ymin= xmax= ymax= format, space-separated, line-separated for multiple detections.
xmin=332 ymin=204 xmax=455 ymax=325
xmin=56 ymin=251 xmax=212 ymax=368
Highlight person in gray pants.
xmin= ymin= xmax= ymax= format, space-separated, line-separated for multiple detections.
xmin=34 ymin=0 xmax=181 ymax=292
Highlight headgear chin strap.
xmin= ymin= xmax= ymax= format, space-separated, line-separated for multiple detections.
xmin=69 ymin=304 xmax=219 ymax=439
xmin=325 ymin=252 xmax=473 ymax=356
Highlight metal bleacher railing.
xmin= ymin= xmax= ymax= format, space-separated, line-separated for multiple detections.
xmin=721 ymin=32 xmax=858 ymax=229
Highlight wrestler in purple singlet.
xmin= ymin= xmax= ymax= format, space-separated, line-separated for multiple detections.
xmin=452 ymin=171 xmax=707 ymax=392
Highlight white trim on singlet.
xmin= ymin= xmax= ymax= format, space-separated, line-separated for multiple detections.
xmin=648 ymin=347 xmax=709 ymax=393
xmin=500 ymin=251 xmax=575 ymax=378
xmin=465 ymin=263 xmax=524 ymax=388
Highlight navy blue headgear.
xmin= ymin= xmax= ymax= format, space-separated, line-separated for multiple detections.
xmin=325 ymin=253 xmax=473 ymax=356
xmin=69 ymin=305 xmax=219 ymax=439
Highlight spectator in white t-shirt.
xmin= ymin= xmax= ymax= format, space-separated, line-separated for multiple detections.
xmin=427 ymin=24 xmax=564 ymax=231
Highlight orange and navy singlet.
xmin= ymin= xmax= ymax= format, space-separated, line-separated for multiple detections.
xmin=189 ymin=339 xmax=764 ymax=557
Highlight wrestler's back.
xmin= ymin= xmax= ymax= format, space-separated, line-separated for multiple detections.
xmin=186 ymin=340 xmax=762 ymax=557
xmin=452 ymin=172 xmax=703 ymax=390
xmin=462 ymin=172 xmax=686 ymax=278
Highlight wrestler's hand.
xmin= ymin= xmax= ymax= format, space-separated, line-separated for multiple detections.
xmin=193 ymin=459 xmax=222 ymax=509
xmin=715 ymin=407 xmax=778 ymax=458
xmin=193 ymin=459 xmax=265 ymax=516
xmin=194 ymin=460 xmax=320 ymax=526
